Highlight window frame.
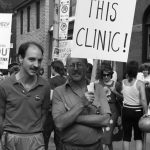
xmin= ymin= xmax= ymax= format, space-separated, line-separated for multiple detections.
xmin=27 ymin=6 xmax=31 ymax=32
xmin=20 ymin=10 xmax=23 ymax=34
xmin=36 ymin=1 xmax=40 ymax=29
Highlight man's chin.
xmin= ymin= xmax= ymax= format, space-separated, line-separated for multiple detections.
xmin=71 ymin=76 xmax=82 ymax=82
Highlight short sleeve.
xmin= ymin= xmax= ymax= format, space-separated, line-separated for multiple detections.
xmin=52 ymin=89 xmax=66 ymax=119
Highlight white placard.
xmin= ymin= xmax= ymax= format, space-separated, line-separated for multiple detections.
xmin=71 ymin=0 xmax=136 ymax=62
xmin=0 ymin=13 xmax=12 ymax=69
xmin=0 ymin=48 xmax=10 ymax=69
xmin=59 ymin=40 xmax=72 ymax=65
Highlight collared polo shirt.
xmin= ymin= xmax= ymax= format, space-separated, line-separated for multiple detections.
xmin=52 ymin=80 xmax=111 ymax=145
xmin=0 ymin=74 xmax=50 ymax=134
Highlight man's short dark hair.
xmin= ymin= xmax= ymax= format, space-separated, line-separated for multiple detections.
xmin=51 ymin=60 xmax=65 ymax=76
xmin=18 ymin=42 xmax=44 ymax=58
xmin=126 ymin=60 xmax=139 ymax=78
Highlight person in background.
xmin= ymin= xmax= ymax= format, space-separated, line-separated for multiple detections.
xmin=122 ymin=61 xmax=147 ymax=150
xmin=50 ymin=60 xmax=67 ymax=91
xmin=0 ymin=41 xmax=50 ymax=150
xmin=8 ymin=62 xmax=20 ymax=76
xmin=98 ymin=61 xmax=118 ymax=83
xmin=43 ymin=60 xmax=67 ymax=150
xmin=137 ymin=64 xmax=150 ymax=85
xmin=38 ymin=67 xmax=44 ymax=76
xmin=96 ymin=62 xmax=122 ymax=150
xmin=52 ymin=56 xmax=111 ymax=150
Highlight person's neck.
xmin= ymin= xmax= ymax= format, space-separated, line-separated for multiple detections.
xmin=16 ymin=70 xmax=37 ymax=85
xmin=103 ymin=79 xmax=113 ymax=85
xmin=69 ymin=78 xmax=87 ymax=88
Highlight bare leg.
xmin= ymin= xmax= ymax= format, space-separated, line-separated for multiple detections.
xmin=135 ymin=140 xmax=142 ymax=150
xmin=103 ymin=144 xmax=107 ymax=150
xmin=103 ymin=144 xmax=113 ymax=150
xmin=123 ymin=141 xmax=130 ymax=150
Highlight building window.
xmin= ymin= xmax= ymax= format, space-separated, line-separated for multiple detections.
xmin=20 ymin=10 xmax=23 ymax=34
xmin=143 ymin=6 xmax=150 ymax=62
xmin=147 ymin=26 xmax=150 ymax=59
xmin=36 ymin=1 xmax=40 ymax=29
xmin=27 ymin=6 xmax=30 ymax=32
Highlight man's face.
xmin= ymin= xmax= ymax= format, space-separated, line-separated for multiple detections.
xmin=20 ymin=45 xmax=43 ymax=76
xmin=67 ymin=58 xmax=87 ymax=82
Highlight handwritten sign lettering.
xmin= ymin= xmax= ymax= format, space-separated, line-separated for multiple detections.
xmin=71 ymin=0 xmax=136 ymax=62
xmin=0 ymin=13 xmax=12 ymax=69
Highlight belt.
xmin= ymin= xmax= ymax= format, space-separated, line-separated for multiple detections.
xmin=123 ymin=103 xmax=142 ymax=109
xmin=4 ymin=130 xmax=42 ymax=135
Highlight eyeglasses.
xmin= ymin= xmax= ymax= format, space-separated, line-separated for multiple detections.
xmin=68 ymin=62 xmax=83 ymax=69
xmin=102 ymin=73 xmax=111 ymax=77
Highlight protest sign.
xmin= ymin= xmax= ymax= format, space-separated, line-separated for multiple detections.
xmin=59 ymin=40 xmax=72 ymax=65
xmin=0 ymin=13 xmax=12 ymax=69
xmin=52 ymin=47 xmax=60 ymax=59
xmin=71 ymin=0 xmax=136 ymax=62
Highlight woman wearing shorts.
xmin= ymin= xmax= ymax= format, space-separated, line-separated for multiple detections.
xmin=122 ymin=61 xmax=147 ymax=150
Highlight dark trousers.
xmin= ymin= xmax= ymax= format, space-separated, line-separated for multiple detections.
xmin=122 ymin=106 xmax=143 ymax=141
xmin=43 ymin=111 xmax=54 ymax=150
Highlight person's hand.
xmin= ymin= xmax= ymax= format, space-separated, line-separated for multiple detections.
xmin=84 ymin=91 xmax=95 ymax=107
xmin=142 ymin=113 xmax=150 ymax=118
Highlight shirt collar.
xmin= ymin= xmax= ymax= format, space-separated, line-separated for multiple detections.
xmin=10 ymin=74 xmax=45 ymax=86
xmin=65 ymin=78 xmax=87 ymax=90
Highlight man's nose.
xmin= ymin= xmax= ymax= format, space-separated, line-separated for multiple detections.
xmin=74 ymin=64 xmax=78 ymax=70
xmin=33 ymin=61 xmax=39 ymax=67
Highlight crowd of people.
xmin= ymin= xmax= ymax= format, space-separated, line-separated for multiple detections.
xmin=0 ymin=41 xmax=149 ymax=150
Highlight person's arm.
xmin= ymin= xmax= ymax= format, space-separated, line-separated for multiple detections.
xmin=52 ymin=89 xmax=85 ymax=131
xmin=76 ymin=83 xmax=111 ymax=127
xmin=138 ymin=80 xmax=148 ymax=114
xmin=112 ymin=81 xmax=123 ymax=99
xmin=0 ymin=86 xmax=6 ymax=137
xmin=76 ymin=113 xmax=110 ymax=127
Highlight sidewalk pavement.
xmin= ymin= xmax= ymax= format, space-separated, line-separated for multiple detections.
xmin=48 ymin=132 xmax=150 ymax=150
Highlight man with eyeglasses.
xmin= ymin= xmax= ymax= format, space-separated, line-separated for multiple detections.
xmin=52 ymin=56 xmax=111 ymax=150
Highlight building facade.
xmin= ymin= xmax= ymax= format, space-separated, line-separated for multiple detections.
xmin=13 ymin=0 xmax=150 ymax=79
xmin=14 ymin=0 xmax=54 ymax=77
